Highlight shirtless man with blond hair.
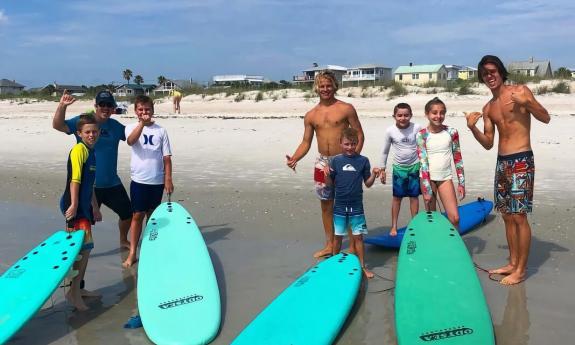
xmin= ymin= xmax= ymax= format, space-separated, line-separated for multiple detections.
xmin=466 ymin=55 xmax=550 ymax=285
xmin=286 ymin=70 xmax=364 ymax=258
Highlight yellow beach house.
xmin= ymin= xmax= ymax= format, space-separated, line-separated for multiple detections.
xmin=394 ymin=64 xmax=448 ymax=85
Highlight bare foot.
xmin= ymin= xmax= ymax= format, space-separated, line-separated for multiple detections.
xmin=81 ymin=289 xmax=102 ymax=298
xmin=363 ymin=267 xmax=375 ymax=279
xmin=489 ymin=264 xmax=515 ymax=275
xmin=500 ymin=271 xmax=525 ymax=285
xmin=66 ymin=290 xmax=89 ymax=311
xmin=389 ymin=227 xmax=397 ymax=237
xmin=122 ymin=254 xmax=137 ymax=268
xmin=120 ymin=241 xmax=131 ymax=250
xmin=313 ymin=247 xmax=333 ymax=258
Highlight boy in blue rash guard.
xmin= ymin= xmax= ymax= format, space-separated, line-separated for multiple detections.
xmin=323 ymin=128 xmax=379 ymax=278
xmin=60 ymin=114 xmax=101 ymax=311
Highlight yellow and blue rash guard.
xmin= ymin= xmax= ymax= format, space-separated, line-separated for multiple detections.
xmin=60 ymin=142 xmax=96 ymax=223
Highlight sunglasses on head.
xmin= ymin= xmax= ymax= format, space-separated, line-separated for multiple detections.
xmin=98 ymin=102 xmax=115 ymax=108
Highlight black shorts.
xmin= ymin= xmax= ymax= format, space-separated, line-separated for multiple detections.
xmin=130 ymin=181 xmax=165 ymax=213
xmin=94 ymin=184 xmax=132 ymax=220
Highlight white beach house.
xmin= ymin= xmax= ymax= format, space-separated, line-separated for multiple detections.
xmin=342 ymin=64 xmax=393 ymax=85
xmin=212 ymin=75 xmax=265 ymax=86
xmin=293 ymin=64 xmax=348 ymax=85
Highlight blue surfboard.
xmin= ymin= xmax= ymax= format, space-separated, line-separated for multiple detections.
xmin=138 ymin=201 xmax=221 ymax=345
xmin=365 ymin=198 xmax=493 ymax=248
xmin=231 ymin=253 xmax=362 ymax=345
xmin=0 ymin=230 xmax=84 ymax=344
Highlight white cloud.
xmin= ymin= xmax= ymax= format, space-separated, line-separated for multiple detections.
xmin=0 ymin=10 xmax=8 ymax=24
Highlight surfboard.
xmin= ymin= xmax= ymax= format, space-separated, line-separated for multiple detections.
xmin=0 ymin=230 xmax=84 ymax=344
xmin=138 ymin=201 xmax=220 ymax=345
xmin=395 ymin=210 xmax=495 ymax=344
xmin=231 ymin=253 xmax=362 ymax=345
xmin=365 ymin=198 xmax=493 ymax=248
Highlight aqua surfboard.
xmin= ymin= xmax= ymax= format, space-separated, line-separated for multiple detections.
xmin=395 ymin=211 xmax=495 ymax=344
xmin=365 ymin=198 xmax=493 ymax=248
xmin=0 ymin=230 xmax=84 ymax=344
xmin=138 ymin=201 xmax=220 ymax=345
xmin=231 ymin=253 xmax=362 ymax=345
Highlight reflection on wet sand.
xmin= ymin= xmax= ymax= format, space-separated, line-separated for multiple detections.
xmin=495 ymin=284 xmax=530 ymax=345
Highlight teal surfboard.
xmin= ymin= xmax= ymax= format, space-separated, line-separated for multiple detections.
xmin=138 ymin=202 xmax=220 ymax=345
xmin=232 ymin=253 xmax=362 ymax=345
xmin=395 ymin=211 xmax=495 ymax=344
xmin=0 ymin=230 xmax=84 ymax=344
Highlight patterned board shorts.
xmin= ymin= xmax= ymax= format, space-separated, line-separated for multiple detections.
xmin=392 ymin=162 xmax=421 ymax=198
xmin=314 ymin=155 xmax=335 ymax=200
xmin=494 ymin=151 xmax=534 ymax=214
xmin=333 ymin=204 xmax=368 ymax=236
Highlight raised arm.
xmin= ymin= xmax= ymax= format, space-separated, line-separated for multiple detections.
xmin=347 ymin=106 xmax=364 ymax=153
xmin=286 ymin=114 xmax=314 ymax=170
xmin=53 ymin=91 xmax=75 ymax=133
xmin=466 ymin=106 xmax=495 ymax=150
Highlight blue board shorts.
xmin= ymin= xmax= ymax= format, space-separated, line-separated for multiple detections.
xmin=333 ymin=204 xmax=368 ymax=236
xmin=130 ymin=181 xmax=165 ymax=213
xmin=392 ymin=162 xmax=421 ymax=198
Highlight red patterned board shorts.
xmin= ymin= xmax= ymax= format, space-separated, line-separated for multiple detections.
xmin=494 ymin=151 xmax=534 ymax=214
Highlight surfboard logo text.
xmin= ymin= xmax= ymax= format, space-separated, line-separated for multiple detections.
xmin=420 ymin=326 xmax=473 ymax=341
xmin=294 ymin=276 xmax=310 ymax=287
xmin=158 ymin=294 xmax=204 ymax=309
xmin=407 ymin=241 xmax=416 ymax=255
xmin=149 ymin=228 xmax=158 ymax=241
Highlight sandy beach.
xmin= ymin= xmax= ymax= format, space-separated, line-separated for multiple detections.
xmin=1 ymin=89 xmax=574 ymax=344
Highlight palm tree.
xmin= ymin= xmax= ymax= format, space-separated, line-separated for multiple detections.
xmin=157 ymin=75 xmax=167 ymax=85
xmin=134 ymin=75 xmax=144 ymax=85
xmin=123 ymin=69 xmax=133 ymax=84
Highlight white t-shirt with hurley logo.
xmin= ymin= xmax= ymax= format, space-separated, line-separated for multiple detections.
xmin=125 ymin=122 xmax=172 ymax=185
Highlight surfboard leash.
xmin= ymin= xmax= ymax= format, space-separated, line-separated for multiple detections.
xmin=473 ymin=262 xmax=502 ymax=282
xmin=368 ymin=270 xmax=396 ymax=294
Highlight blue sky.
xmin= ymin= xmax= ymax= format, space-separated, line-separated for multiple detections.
xmin=1 ymin=0 xmax=574 ymax=87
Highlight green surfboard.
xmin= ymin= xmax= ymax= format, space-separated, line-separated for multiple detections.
xmin=138 ymin=201 xmax=220 ymax=345
xmin=0 ymin=230 xmax=84 ymax=344
xmin=395 ymin=211 xmax=495 ymax=344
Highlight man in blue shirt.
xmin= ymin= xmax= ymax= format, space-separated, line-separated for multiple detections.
xmin=53 ymin=90 xmax=132 ymax=251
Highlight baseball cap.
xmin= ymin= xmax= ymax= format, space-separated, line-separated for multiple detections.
xmin=95 ymin=90 xmax=117 ymax=107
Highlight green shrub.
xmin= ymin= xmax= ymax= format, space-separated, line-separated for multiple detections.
xmin=551 ymin=81 xmax=570 ymax=94
xmin=388 ymin=82 xmax=407 ymax=98
xmin=234 ymin=93 xmax=245 ymax=102
xmin=457 ymin=83 xmax=474 ymax=95
xmin=255 ymin=91 xmax=264 ymax=102
xmin=534 ymin=85 xmax=549 ymax=95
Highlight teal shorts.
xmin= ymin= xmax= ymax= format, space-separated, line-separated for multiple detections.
xmin=333 ymin=205 xmax=367 ymax=236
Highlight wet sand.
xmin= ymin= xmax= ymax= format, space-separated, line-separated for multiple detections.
xmin=1 ymin=115 xmax=574 ymax=344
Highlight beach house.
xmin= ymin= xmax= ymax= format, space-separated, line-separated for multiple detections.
xmin=342 ymin=64 xmax=393 ymax=85
xmin=114 ymin=84 xmax=156 ymax=97
xmin=153 ymin=79 xmax=194 ymax=96
xmin=293 ymin=64 xmax=348 ymax=85
xmin=507 ymin=57 xmax=553 ymax=78
xmin=458 ymin=66 xmax=478 ymax=80
xmin=42 ymin=83 xmax=87 ymax=96
xmin=394 ymin=64 xmax=448 ymax=85
xmin=0 ymin=79 xmax=25 ymax=95
xmin=445 ymin=65 xmax=463 ymax=81
xmin=212 ymin=75 xmax=265 ymax=86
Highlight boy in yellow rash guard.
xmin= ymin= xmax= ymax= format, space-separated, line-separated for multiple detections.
xmin=59 ymin=114 xmax=102 ymax=311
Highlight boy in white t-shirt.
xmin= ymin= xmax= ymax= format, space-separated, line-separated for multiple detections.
xmin=123 ymin=95 xmax=173 ymax=268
